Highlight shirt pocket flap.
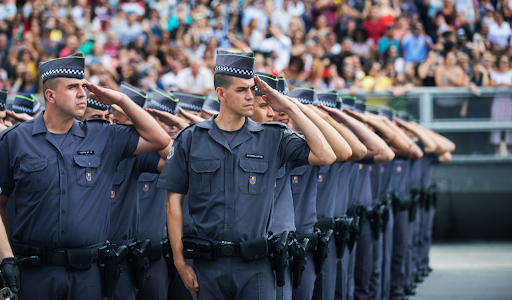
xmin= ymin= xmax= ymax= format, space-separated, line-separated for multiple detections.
xmin=73 ymin=155 xmax=101 ymax=168
xmin=319 ymin=165 xmax=330 ymax=174
xmin=113 ymin=172 xmax=125 ymax=185
xmin=138 ymin=173 xmax=159 ymax=182
xmin=191 ymin=159 xmax=221 ymax=173
xmin=20 ymin=158 xmax=48 ymax=172
xmin=239 ymin=158 xmax=268 ymax=174
xmin=290 ymin=165 xmax=307 ymax=176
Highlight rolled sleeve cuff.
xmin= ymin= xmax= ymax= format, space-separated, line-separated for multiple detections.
xmin=156 ymin=179 xmax=188 ymax=195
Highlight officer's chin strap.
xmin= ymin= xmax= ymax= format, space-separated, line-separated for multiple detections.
xmin=0 ymin=256 xmax=38 ymax=300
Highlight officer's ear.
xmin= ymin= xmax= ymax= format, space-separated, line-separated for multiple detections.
xmin=43 ymin=78 xmax=59 ymax=104
xmin=216 ymin=86 xmax=227 ymax=103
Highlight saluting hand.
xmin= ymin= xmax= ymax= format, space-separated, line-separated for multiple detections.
xmin=86 ymin=81 xmax=127 ymax=105
xmin=146 ymin=108 xmax=189 ymax=130
xmin=178 ymin=107 xmax=205 ymax=124
xmin=343 ymin=108 xmax=368 ymax=123
xmin=254 ymin=76 xmax=292 ymax=113
xmin=317 ymin=104 xmax=346 ymax=123
xmin=5 ymin=110 xmax=35 ymax=123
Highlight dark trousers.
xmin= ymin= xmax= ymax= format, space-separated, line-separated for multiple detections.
xmin=381 ymin=209 xmax=394 ymax=300
xmin=194 ymin=256 xmax=276 ymax=300
xmin=276 ymin=265 xmax=292 ymax=300
xmin=347 ymin=241 xmax=357 ymax=300
xmin=136 ymin=256 xmax=169 ymax=300
xmin=19 ymin=264 xmax=105 ymax=300
xmin=110 ymin=260 xmax=137 ymax=300
xmin=369 ymin=233 xmax=383 ymax=300
xmin=312 ymin=237 xmax=338 ymax=300
xmin=335 ymin=249 xmax=350 ymax=300
xmin=292 ymin=252 xmax=317 ymax=300
xmin=354 ymin=220 xmax=373 ymax=300
xmin=390 ymin=210 xmax=409 ymax=300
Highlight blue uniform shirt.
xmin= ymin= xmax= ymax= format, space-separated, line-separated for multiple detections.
xmin=108 ymin=152 xmax=160 ymax=243
xmin=156 ymin=116 xmax=311 ymax=242
xmin=0 ymin=114 xmax=139 ymax=249
xmin=291 ymin=165 xmax=319 ymax=233
xmin=316 ymin=163 xmax=343 ymax=219
xmin=369 ymin=163 xmax=382 ymax=203
xmin=136 ymin=173 xmax=168 ymax=242
xmin=268 ymin=163 xmax=298 ymax=234
xmin=380 ymin=160 xmax=395 ymax=194
xmin=336 ymin=162 xmax=352 ymax=215
xmin=348 ymin=162 xmax=372 ymax=207
xmin=391 ymin=157 xmax=411 ymax=199
xmin=420 ymin=154 xmax=439 ymax=187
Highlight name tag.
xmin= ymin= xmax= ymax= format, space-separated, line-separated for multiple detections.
xmin=77 ymin=151 xmax=95 ymax=155
xmin=246 ymin=154 xmax=264 ymax=159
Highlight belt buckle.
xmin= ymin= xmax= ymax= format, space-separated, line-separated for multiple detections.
xmin=52 ymin=250 xmax=67 ymax=265
xmin=221 ymin=241 xmax=236 ymax=257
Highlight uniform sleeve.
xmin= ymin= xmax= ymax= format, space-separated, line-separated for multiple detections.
xmin=0 ymin=141 xmax=14 ymax=197
xmin=109 ymin=123 xmax=140 ymax=162
xmin=358 ymin=157 xmax=375 ymax=164
xmin=279 ymin=128 xmax=311 ymax=167
xmin=156 ymin=138 xmax=189 ymax=194
xmin=134 ymin=152 xmax=161 ymax=175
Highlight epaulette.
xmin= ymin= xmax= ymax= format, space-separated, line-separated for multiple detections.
xmin=173 ymin=122 xmax=196 ymax=140
xmin=0 ymin=122 xmax=20 ymax=141
xmin=261 ymin=121 xmax=287 ymax=128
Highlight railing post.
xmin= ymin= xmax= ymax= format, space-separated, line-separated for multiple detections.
xmin=419 ymin=90 xmax=432 ymax=129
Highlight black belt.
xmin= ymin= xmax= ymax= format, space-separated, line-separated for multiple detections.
xmin=43 ymin=249 xmax=100 ymax=266
xmin=214 ymin=243 xmax=242 ymax=257
xmin=146 ymin=239 xmax=170 ymax=261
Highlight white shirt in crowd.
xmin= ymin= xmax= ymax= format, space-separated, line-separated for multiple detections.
xmin=487 ymin=21 xmax=512 ymax=49
xmin=258 ymin=34 xmax=292 ymax=72
xmin=176 ymin=67 xmax=214 ymax=93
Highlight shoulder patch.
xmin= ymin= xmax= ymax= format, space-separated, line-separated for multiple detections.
xmin=261 ymin=121 xmax=287 ymax=128
xmin=0 ymin=123 xmax=20 ymax=141
xmin=173 ymin=122 xmax=197 ymax=140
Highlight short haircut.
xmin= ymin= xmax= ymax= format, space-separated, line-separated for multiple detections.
xmin=42 ymin=77 xmax=59 ymax=102
xmin=214 ymin=73 xmax=233 ymax=90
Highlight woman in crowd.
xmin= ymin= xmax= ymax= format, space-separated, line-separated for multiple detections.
xmin=489 ymin=55 xmax=512 ymax=154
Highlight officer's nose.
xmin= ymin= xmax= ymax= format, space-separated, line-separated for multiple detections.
xmin=268 ymin=106 xmax=275 ymax=118
xmin=77 ymin=85 xmax=87 ymax=98
xmin=247 ymin=88 xmax=255 ymax=101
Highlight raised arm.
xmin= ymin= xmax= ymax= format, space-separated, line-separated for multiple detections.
xmin=167 ymin=192 xmax=199 ymax=300
xmin=255 ymin=76 xmax=336 ymax=166
xmin=87 ymin=82 xmax=171 ymax=155
xmin=290 ymin=100 xmax=353 ymax=162
xmin=395 ymin=119 xmax=437 ymax=154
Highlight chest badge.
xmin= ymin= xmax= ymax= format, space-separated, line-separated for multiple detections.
xmin=397 ymin=166 xmax=402 ymax=173
xmin=292 ymin=176 xmax=298 ymax=184
xmin=369 ymin=166 xmax=372 ymax=172
xmin=167 ymin=147 xmax=174 ymax=160
xmin=318 ymin=175 xmax=323 ymax=183
xmin=143 ymin=184 xmax=149 ymax=192
xmin=381 ymin=166 xmax=385 ymax=172
xmin=111 ymin=190 xmax=115 ymax=198
xmin=250 ymin=176 xmax=257 ymax=185
xmin=359 ymin=164 xmax=363 ymax=170
xmin=86 ymin=173 xmax=92 ymax=181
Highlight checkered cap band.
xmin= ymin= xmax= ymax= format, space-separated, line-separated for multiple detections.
xmin=12 ymin=104 xmax=35 ymax=115
xmin=296 ymin=97 xmax=317 ymax=105
xmin=150 ymin=100 xmax=178 ymax=114
xmin=215 ymin=66 xmax=254 ymax=78
xmin=179 ymin=102 xmax=203 ymax=112
xmin=317 ymin=100 xmax=337 ymax=108
xmin=203 ymin=104 xmax=218 ymax=112
xmin=41 ymin=69 xmax=85 ymax=80
xmin=87 ymin=97 xmax=109 ymax=110
xmin=0 ymin=102 xmax=5 ymax=108
xmin=354 ymin=107 xmax=364 ymax=114
xmin=342 ymin=103 xmax=354 ymax=110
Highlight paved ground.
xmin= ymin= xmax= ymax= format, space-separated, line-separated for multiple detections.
xmin=414 ymin=242 xmax=512 ymax=300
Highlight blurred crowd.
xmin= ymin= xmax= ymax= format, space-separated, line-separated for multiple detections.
xmin=0 ymin=0 xmax=511 ymax=97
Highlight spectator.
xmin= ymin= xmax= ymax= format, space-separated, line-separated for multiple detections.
xmin=379 ymin=0 xmax=401 ymax=27
xmin=487 ymin=10 xmax=512 ymax=49
xmin=319 ymin=63 xmax=346 ymax=89
xmin=489 ymin=55 xmax=512 ymax=154
xmin=176 ymin=57 xmax=213 ymax=94
xmin=352 ymin=28 xmax=373 ymax=59
xmin=342 ymin=0 xmax=371 ymax=27
xmin=362 ymin=61 xmax=393 ymax=92
xmin=306 ymin=15 xmax=331 ymax=41
xmin=242 ymin=0 xmax=269 ymax=37
xmin=401 ymin=23 xmax=433 ymax=63
xmin=0 ymin=56 xmax=9 ymax=91
xmin=363 ymin=6 xmax=387 ymax=44
xmin=435 ymin=0 xmax=458 ymax=27
xmin=118 ymin=13 xmax=143 ymax=46
xmin=258 ymin=25 xmax=292 ymax=72
xmin=162 ymin=59 xmax=185 ymax=92
xmin=290 ymin=30 xmax=306 ymax=56
xmin=378 ymin=25 xmax=400 ymax=59
xmin=434 ymin=51 xmax=469 ymax=118
xmin=272 ymin=0 xmax=294 ymax=34
xmin=283 ymin=55 xmax=307 ymax=88
xmin=59 ymin=35 xmax=79 ymax=57
xmin=167 ymin=3 xmax=192 ymax=32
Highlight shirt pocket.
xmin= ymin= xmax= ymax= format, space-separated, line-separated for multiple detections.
xmin=238 ymin=158 xmax=269 ymax=195
xmin=316 ymin=165 xmax=330 ymax=190
xmin=138 ymin=173 xmax=159 ymax=200
xmin=74 ymin=155 xmax=101 ymax=187
xmin=290 ymin=165 xmax=307 ymax=195
xmin=19 ymin=158 xmax=51 ymax=192
xmin=191 ymin=159 xmax=221 ymax=196
xmin=110 ymin=171 xmax=125 ymax=204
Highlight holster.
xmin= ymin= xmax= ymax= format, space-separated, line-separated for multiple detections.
xmin=289 ymin=236 xmax=310 ymax=289
xmin=367 ymin=202 xmax=385 ymax=240
xmin=380 ymin=194 xmax=393 ymax=233
xmin=346 ymin=205 xmax=360 ymax=253
xmin=392 ymin=192 xmax=411 ymax=212
xmin=313 ymin=229 xmax=333 ymax=275
xmin=128 ymin=239 xmax=151 ymax=289
xmin=295 ymin=232 xmax=318 ymax=252
xmin=98 ymin=241 xmax=128 ymax=297
xmin=409 ymin=188 xmax=421 ymax=223
xmin=267 ymin=231 xmax=289 ymax=287
xmin=182 ymin=236 xmax=215 ymax=261
xmin=429 ymin=182 xmax=438 ymax=208
xmin=334 ymin=216 xmax=353 ymax=259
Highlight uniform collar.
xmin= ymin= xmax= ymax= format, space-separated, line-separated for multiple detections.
xmin=32 ymin=112 xmax=85 ymax=137
xmin=196 ymin=115 xmax=263 ymax=151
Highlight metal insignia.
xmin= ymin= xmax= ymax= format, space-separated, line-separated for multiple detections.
xmin=250 ymin=176 xmax=256 ymax=185
xmin=143 ymin=184 xmax=149 ymax=192
xmin=359 ymin=164 xmax=363 ymax=170
xmin=397 ymin=166 xmax=402 ymax=172
xmin=292 ymin=176 xmax=298 ymax=184
xmin=111 ymin=190 xmax=115 ymax=198
xmin=86 ymin=173 xmax=92 ymax=181
xmin=318 ymin=175 xmax=323 ymax=182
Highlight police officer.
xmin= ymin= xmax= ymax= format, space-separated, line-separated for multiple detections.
xmin=11 ymin=93 xmax=41 ymax=117
xmin=0 ymin=89 xmax=7 ymax=132
xmin=107 ymin=83 xmax=173 ymax=300
xmin=157 ymin=49 xmax=336 ymax=300
xmin=202 ymin=94 xmax=220 ymax=119
xmin=0 ymin=53 xmax=170 ymax=299
xmin=174 ymin=91 xmax=206 ymax=118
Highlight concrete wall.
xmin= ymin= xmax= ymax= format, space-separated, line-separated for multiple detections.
xmin=430 ymin=158 xmax=512 ymax=240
